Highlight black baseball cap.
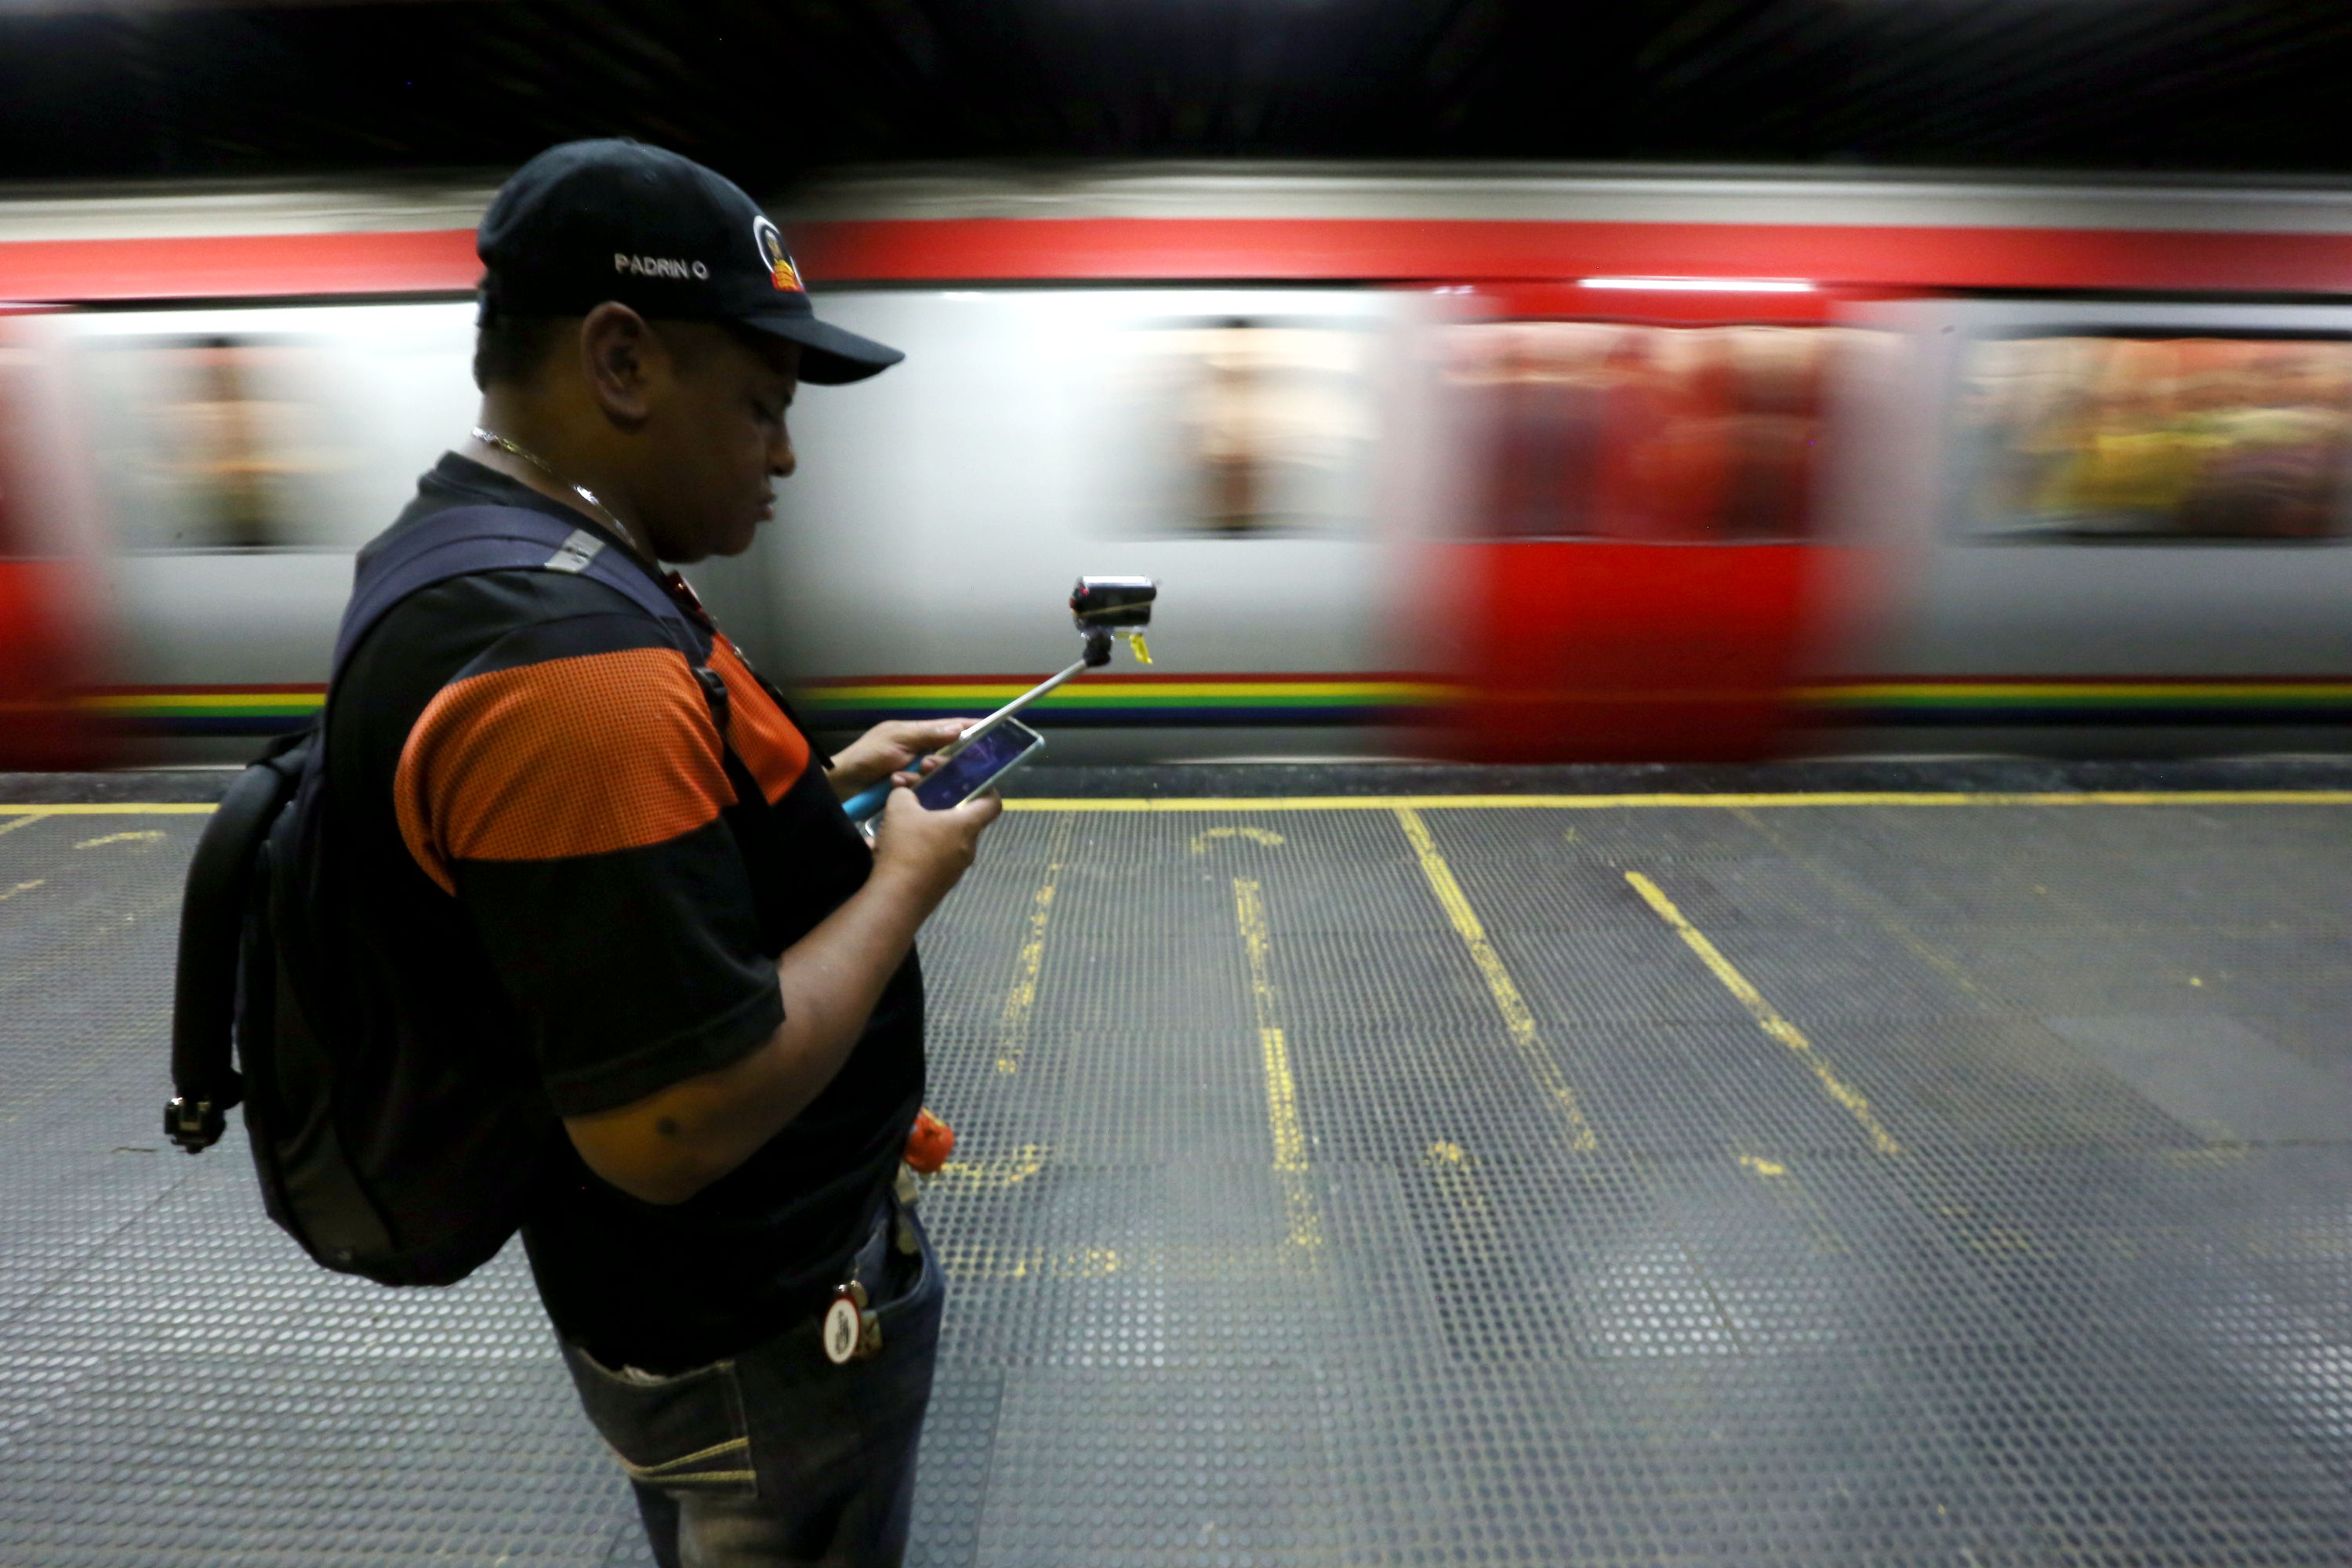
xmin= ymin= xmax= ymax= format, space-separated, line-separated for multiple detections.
xmin=476 ymin=139 xmax=902 ymax=386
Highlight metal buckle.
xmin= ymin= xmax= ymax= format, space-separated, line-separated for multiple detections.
xmin=164 ymin=1096 xmax=225 ymax=1154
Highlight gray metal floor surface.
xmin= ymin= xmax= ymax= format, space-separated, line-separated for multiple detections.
xmin=2 ymin=771 xmax=2350 ymax=1566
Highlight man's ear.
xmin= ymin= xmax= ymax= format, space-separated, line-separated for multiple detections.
xmin=578 ymin=302 xmax=661 ymax=430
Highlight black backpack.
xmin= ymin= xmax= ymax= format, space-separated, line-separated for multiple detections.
xmin=165 ymin=505 xmax=738 ymax=1286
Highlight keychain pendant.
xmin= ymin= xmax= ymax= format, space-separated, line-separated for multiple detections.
xmin=822 ymin=1281 xmax=877 ymax=1366
xmin=822 ymin=1293 xmax=859 ymax=1365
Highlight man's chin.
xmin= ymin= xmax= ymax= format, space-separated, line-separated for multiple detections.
xmin=710 ymin=518 xmax=764 ymax=558
xmin=654 ymin=525 xmax=750 ymax=564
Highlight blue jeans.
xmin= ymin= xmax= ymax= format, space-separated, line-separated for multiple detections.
xmin=557 ymin=1192 xmax=946 ymax=1567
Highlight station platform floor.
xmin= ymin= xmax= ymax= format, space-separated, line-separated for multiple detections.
xmin=2 ymin=757 xmax=2349 ymax=1567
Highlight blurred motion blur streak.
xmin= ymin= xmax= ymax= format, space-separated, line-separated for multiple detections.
xmin=0 ymin=309 xmax=108 ymax=768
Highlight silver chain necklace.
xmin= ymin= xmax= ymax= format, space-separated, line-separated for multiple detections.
xmin=470 ymin=426 xmax=645 ymax=555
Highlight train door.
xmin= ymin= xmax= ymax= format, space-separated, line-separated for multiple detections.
xmin=1835 ymin=298 xmax=2352 ymax=746
xmin=1422 ymin=283 xmax=1841 ymax=762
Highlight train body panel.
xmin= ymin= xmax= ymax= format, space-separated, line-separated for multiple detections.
xmin=760 ymin=287 xmax=1415 ymax=757
xmin=1840 ymin=298 xmax=2352 ymax=674
xmin=45 ymin=302 xmax=467 ymax=754
xmin=1814 ymin=298 xmax=2352 ymax=747
xmin=0 ymin=164 xmax=2347 ymax=760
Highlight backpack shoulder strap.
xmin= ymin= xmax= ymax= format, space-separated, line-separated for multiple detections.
xmin=334 ymin=505 xmax=697 ymax=680
xmin=166 ymin=735 xmax=310 ymax=1150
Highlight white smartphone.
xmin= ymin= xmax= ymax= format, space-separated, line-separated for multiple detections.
xmin=912 ymin=718 xmax=1047 ymax=810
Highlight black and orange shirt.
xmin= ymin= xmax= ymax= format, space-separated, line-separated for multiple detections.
xmin=325 ymin=453 xmax=921 ymax=1374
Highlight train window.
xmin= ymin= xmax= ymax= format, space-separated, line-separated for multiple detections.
xmin=76 ymin=334 xmax=342 ymax=552
xmin=1446 ymin=321 xmax=1834 ymax=543
xmin=1958 ymin=333 xmax=2352 ymax=543
xmin=1119 ymin=318 xmax=1377 ymax=537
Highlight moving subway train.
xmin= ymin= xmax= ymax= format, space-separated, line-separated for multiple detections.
xmin=3 ymin=165 xmax=2351 ymax=767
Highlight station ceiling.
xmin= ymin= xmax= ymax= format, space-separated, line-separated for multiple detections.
xmin=2 ymin=0 xmax=2350 ymax=188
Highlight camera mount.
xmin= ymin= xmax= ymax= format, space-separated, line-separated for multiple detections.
xmin=841 ymin=575 xmax=1158 ymax=823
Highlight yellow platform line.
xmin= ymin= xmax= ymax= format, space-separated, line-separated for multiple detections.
xmin=6 ymin=789 xmax=2351 ymax=818
xmin=1395 ymin=807 xmax=1599 ymax=1152
xmin=0 ymin=804 xmax=218 ymax=815
xmin=1001 ymin=790 xmax=2352 ymax=812
xmin=1232 ymin=875 xmax=1323 ymax=1251
xmin=1624 ymin=871 xmax=1901 ymax=1157
xmin=993 ymin=814 xmax=1077 ymax=1075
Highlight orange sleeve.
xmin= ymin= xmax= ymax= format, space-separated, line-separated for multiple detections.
xmin=395 ymin=645 xmax=735 ymax=895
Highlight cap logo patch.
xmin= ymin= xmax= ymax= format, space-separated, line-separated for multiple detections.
xmin=753 ymin=216 xmax=804 ymax=293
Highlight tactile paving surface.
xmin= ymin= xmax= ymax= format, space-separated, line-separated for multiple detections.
xmin=2 ymin=784 xmax=2350 ymax=1565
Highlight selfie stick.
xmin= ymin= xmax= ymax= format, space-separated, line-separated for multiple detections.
xmin=840 ymin=576 xmax=1157 ymax=825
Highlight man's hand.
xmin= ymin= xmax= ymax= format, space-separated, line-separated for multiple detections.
xmin=827 ymin=718 xmax=976 ymax=800
xmin=868 ymin=782 xmax=1002 ymax=902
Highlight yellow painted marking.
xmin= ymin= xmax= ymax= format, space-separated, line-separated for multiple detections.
xmin=0 ymin=815 xmax=42 ymax=839
xmin=812 ymin=679 xmax=1443 ymax=702
xmin=1810 ymin=681 xmax=2352 ymax=702
xmin=1006 ymin=790 xmax=2352 ymax=811
xmin=0 ymin=880 xmax=45 ymax=902
xmin=2159 ymin=1145 xmax=2250 ymax=1171
xmin=1933 ymin=1199 xmax=2038 ymax=1256
xmin=1189 ymin=826 xmax=1287 ymax=852
xmin=0 ymin=803 xmax=217 ymax=815
xmin=1259 ymin=1027 xmax=1311 ymax=1175
xmin=938 ymin=1243 xmax=1122 ymax=1282
xmin=75 ymin=692 xmax=320 ymax=710
xmin=1625 ymin=872 xmax=1902 ymax=1157
xmin=1394 ymin=808 xmax=1599 ymax=1152
xmin=2 ymin=789 xmax=2346 ymax=818
xmin=74 ymin=830 xmax=165 ymax=849
xmin=1232 ymin=876 xmax=1323 ymax=1250
xmin=994 ymin=815 xmax=1077 ymax=1075
xmin=1420 ymin=1139 xmax=1507 ymax=1272
xmin=1738 ymin=1154 xmax=1788 ymax=1178
xmin=935 ymin=1145 xmax=1051 ymax=1190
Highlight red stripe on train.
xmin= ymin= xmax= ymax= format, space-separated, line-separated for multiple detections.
xmin=787 ymin=218 xmax=2352 ymax=294
xmin=0 ymin=230 xmax=480 ymax=303
xmin=5 ymin=218 xmax=2352 ymax=300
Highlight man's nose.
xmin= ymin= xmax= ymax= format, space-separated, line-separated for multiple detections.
xmin=771 ymin=434 xmax=797 ymax=480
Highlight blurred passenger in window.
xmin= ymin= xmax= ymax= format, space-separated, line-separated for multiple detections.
xmin=1162 ymin=319 xmax=1371 ymax=535
xmin=1450 ymin=321 xmax=1828 ymax=543
xmin=154 ymin=337 xmax=300 ymax=550
xmin=1966 ymin=336 xmax=2352 ymax=542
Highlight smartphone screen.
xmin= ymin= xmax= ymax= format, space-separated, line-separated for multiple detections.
xmin=913 ymin=720 xmax=1045 ymax=810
